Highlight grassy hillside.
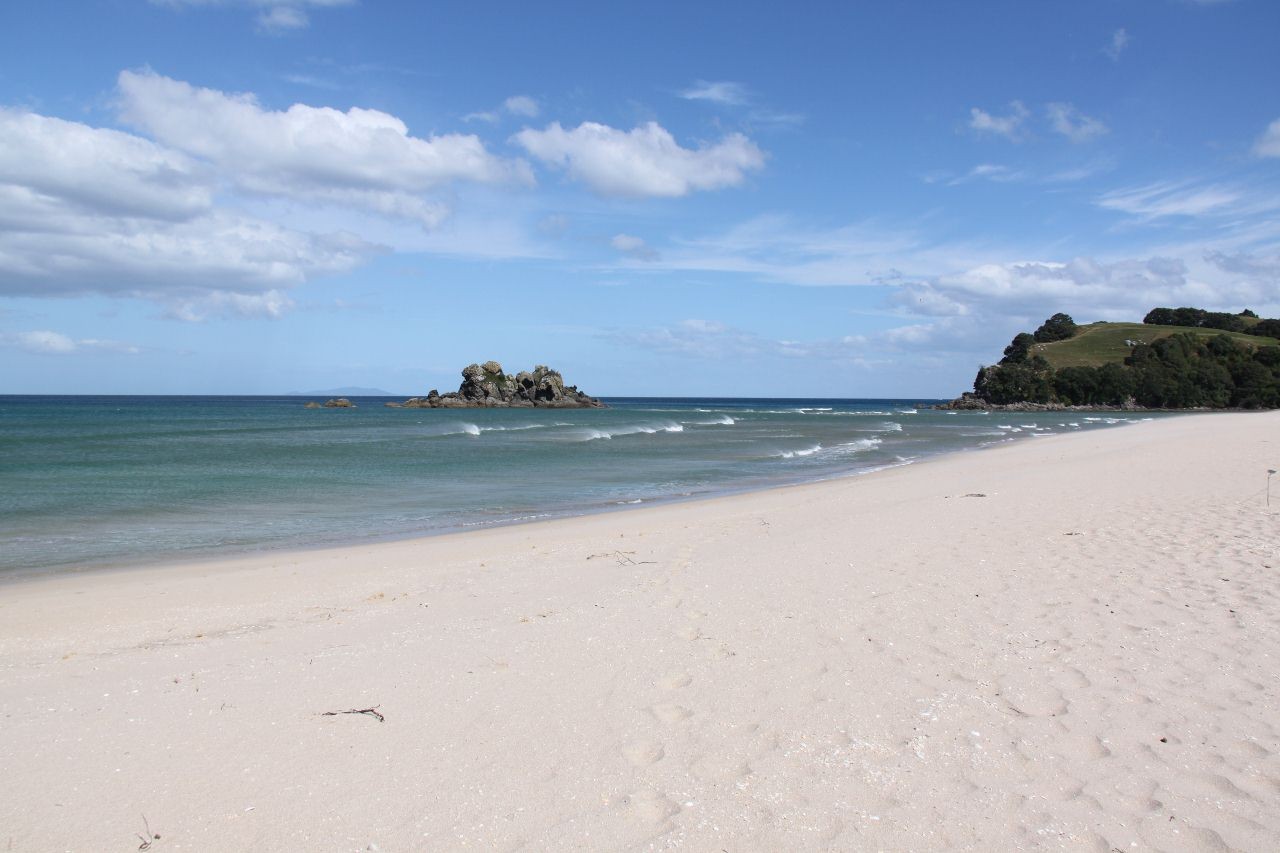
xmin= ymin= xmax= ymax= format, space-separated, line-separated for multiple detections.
xmin=1036 ymin=322 xmax=1276 ymax=369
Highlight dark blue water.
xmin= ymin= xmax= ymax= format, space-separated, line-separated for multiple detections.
xmin=0 ymin=396 xmax=1162 ymax=575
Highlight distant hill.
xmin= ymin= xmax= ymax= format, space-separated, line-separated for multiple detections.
xmin=286 ymin=386 xmax=397 ymax=397
xmin=1036 ymin=321 xmax=1274 ymax=370
xmin=941 ymin=308 xmax=1280 ymax=409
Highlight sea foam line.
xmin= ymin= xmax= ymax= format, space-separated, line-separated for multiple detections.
xmin=574 ymin=421 xmax=686 ymax=442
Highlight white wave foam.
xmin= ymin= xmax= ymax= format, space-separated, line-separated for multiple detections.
xmin=690 ymin=415 xmax=736 ymax=426
xmin=479 ymin=424 xmax=544 ymax=432
xmin=777 ymin=444 xmax=823 ymax=458
xmin=831 ymin=437 xmax=882 ymax=454
xmin=576 ymin=421 xmax=685 ymax=441
xmin=896 ymin=408 xmax=918 ymax=414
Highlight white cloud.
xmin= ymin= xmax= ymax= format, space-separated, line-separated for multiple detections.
xmin=679 ymin=81 xmax=750 ymax=106
xmin=464 ymin=94 xmax=541 ymax=124
xmin=0 ymin=330 xmax=141 ymax=355
xmin=1254 ymin=118 xmax=1280 ymax=158
xmin=948 ymin=163 xmax=1024 ymax=185
xmin=117 ymin=69 xmax=531 ymax=227
xmin=256 ymin=6 xmax=309 ymax=31
xmin=502 ymin=95 xmax=539 ymax=118
xmin=150 ymin=0 xmax=355 ymax=32
xmin=1046 ymin=102 xmax=1109 ymax=143
xmin=164 ymin=288 xmax=297 ymax=321
xmin=619 ymin=319 xmax=824 ymax=360
xmin=0 ymin=108 xmax=211 ymax=222
xmin=1096 ymin=180 xmax=1253 ymax=220
xmin=0 ymin=107 xmax=374 ymax=314
xmin=1105 ymin=28 xmax=1130 ymax=61
xmin=611 ymin=233 xmax=658 ymax=261
xmin=513 ymin=121 xmax=765 ymax=197
xmin=908 ymin=252 xmax=1279 ymax=323
xmin=968 ymin=101 xmax=1029 ymax=141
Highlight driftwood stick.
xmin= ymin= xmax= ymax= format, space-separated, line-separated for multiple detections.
xmin=321 ymin=706 xmax=385 ymax=722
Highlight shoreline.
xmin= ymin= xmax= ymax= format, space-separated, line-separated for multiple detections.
xmin=2 ymin=410 xmax=1277 ymax=850
xmin=0 ymin=409 xmax=1164 ymax=583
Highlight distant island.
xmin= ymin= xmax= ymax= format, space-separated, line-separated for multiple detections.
xmin=940 ymin=307 xmax=1280 ymax=410
xmin=386 ymin=362 xmax=605 ymax=409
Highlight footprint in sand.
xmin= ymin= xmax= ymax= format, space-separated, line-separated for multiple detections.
xmin=623 ymin=789 xmax=681 ymax=825
xmin=649 ymin=702 xmax=693 ymax=724
xmin=621 ymin=739 xmax=665 ymax=766
xmin=659 ymin=672 xmax=692 ymax=690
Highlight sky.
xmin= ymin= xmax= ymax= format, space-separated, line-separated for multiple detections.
xmin=1 ymin=0 xmax=1278 ymax=397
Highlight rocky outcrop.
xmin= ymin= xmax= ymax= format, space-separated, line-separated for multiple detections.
xmin=934 ymin=393 xmax=1149 ymax=412
xmin=303 ymin=398 xmax=356 ymax=408
xmin=395 ymin=363 xmax=605 ymax=409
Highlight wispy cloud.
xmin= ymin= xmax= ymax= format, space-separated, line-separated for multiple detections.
xmin=464 ymin=94 xmax=540 ymax=123
xmin=0 ymin=329 xmax=142 ymax=355
xmin=968 ymin=101 xmax=1029 ymax=141
xmin=149 ymin=0 xmax=356 ymax=34
xmin=1046 ymin=102 xmax=1109 ymax=143
xmin=678 ymin=80 xmax=750 ymax=106
xmin=1104 ymin=28 xmax=1130 ymax=61
xmin=948 ymin=163 xmax=1024 ymax=186
xmin=1096 ymin=180 xmax=1257 ymax=220
xmin=611 ymin=233 xmax=659 ymax=261
xmin=1254 ymin=118 xmax=1280 ymax=158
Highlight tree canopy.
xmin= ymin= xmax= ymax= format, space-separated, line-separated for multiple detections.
xmin=970 ymin=310 xmax=1280 ymax=409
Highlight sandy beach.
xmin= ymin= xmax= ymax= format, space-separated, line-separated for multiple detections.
xmin=1 ymin=411 xmax=1278 ymax=852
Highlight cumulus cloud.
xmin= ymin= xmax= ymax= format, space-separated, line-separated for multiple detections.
xmin=1254 ymin=118 xmax=1280 ymax=158
xmin=1105 ymin=28 xmax=1130 ymax=61
xmin=611 ymin=233 xmax=659 ymax=261
xmin=907 ymin=252 xmax=1278 ymax=324
xmin=679 ymin=80 xmax=750 ymax=106
xmin=0 ymin=106 xmax=374 ymax=316
xmin=1046 ymin=102 xmax=1109 ymax=143
xmin=117 ymin=69 xmax=531 ymax=227
xmin=0 ymin=329 xmax=141 ymax=355
xmin=0 ymin=109 xmax=211 ymax=222
xmin=513 ymin=121 xmax=765 ymax=197
xmin=968 ymin=102 xmax=1029 ymax=141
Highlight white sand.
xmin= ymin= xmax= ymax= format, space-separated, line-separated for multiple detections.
xmin=1 ymin=412 xmax=1278 ymax=852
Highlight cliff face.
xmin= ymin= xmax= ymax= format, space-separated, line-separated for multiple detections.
xmin=388 ymin=362 xmax=605 ymax=409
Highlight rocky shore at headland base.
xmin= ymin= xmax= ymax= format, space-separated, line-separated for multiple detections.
xmin=934 ymin=392 xmax=1152 ymax=412
xmin=386 ymin=361 xmax=606 ymax=409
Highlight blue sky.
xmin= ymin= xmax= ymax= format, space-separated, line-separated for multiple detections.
xmin=1 ymin=0 xmax=1278 ymax=396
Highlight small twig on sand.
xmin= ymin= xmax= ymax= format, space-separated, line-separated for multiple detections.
xmin=136 ymin=814 xmax=159 ymax=850
xmin=587 ymin=550 xmax=655 ymax=566
xmin=321 ymin=706 xmax=385 ymax=723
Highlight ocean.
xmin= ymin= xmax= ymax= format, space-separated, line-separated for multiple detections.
xmin=0 ymin=396 xmax=1163 ymax=576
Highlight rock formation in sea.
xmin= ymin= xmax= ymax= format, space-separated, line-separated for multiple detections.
xmin=303 ymin=398 xmax=357 ymax=408
xmin=385 ymin=362 xmax=605 ymax=409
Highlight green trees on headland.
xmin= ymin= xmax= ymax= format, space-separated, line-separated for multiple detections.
xmin=968 ymin=310 xmax=1280 ymax=409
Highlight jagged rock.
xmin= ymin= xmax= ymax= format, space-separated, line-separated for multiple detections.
xmin=391 ymin=363 xmax=605 ymax=409
xmin=323 ymin=398 xmax=356 ymax=408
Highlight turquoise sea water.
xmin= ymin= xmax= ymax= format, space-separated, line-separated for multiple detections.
xmin=0 ymin=396 xmax=1164 ymax=576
